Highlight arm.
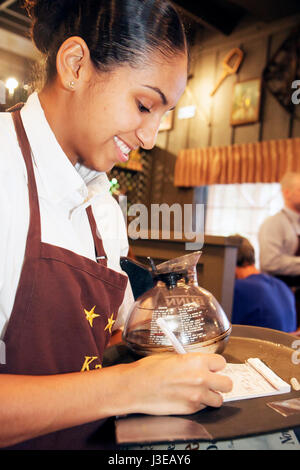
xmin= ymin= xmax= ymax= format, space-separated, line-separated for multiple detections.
xmin=0 ymin=352 xmax=232 ymax=448
xmin=259 ymin=217 xmax=300 ymax=276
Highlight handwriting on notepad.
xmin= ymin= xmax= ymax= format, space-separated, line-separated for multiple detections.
xmin=219 ymin=359 xmax=291 ymax=402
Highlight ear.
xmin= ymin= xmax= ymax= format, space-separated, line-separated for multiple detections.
xmin=282 ymin=187 xmax=290 ymax=202
xmin=56 ymin=36 xmax=92 ymax=91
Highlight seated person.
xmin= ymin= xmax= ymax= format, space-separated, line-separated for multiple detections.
xmin=258 ymin=172 xmax=300 ymax=326
xmin=231 ymin=235 xmax=297 ymax=332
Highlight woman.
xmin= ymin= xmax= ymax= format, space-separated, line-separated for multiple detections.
xmin=0 ymin=0 xmax=232 ymax=450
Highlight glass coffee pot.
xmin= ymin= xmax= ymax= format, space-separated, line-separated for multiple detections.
xmin=121 ymin=251 xmax=232 ymax=356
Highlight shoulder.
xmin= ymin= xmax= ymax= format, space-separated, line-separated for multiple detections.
xmin=235 ymin=275 xmax=266 ymax=297
xmin=258 ymin=211 xmax=285 ymax=235
xmin=0 ymin=112 xmax=28 ymax=222
xmin=260 ymin=211 xmax=284 ymax=227
xmin=0 ymin=111 xmax=27 ymax=176
xmin=264 ymin=273 xmax=294 ymax=293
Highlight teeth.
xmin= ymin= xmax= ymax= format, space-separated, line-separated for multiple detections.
xmin=114 ymin=136 xmax=131 ymax=154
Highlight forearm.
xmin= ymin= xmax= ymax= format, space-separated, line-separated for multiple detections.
xmin=260 ymin=252 xmax=300 ymax=276
xmin=0 ymin=364 xmax=134 ymax=448
xmin=0 ymin=353 xmax=233 ymax=448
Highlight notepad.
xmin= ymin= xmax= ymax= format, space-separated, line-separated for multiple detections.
xmin=220 ymin=358 xmax=291 ymax=402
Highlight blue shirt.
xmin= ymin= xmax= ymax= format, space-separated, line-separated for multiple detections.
xmin=232 ymin=273 xmax=297 ymax=332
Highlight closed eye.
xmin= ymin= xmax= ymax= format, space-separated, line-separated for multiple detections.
xmin=138 ymin=101 xmax=151 ymax=113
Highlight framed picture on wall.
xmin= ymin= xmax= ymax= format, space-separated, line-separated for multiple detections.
xmin=159 ymin=109 xmax=174 ymax=132
xmin=230 ymin=78 xmax=262 ymax=126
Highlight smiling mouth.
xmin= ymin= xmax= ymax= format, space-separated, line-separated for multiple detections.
xmin=113 ymin=136 xmax=132 ymax=155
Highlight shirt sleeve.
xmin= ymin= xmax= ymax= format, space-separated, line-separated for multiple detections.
xmin=258 ymin=215 xmax=300 ymax=276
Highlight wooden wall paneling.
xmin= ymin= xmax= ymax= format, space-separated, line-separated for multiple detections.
xmin=185 ymin=50 xmax=215 ymax=149
xmin=291 ymin=55 xmax=300 ymax=138
xmin=292 ymin=118 xmax=300 ymax=138
xmin=149 ymin=147 xmax=194 ymax=205
xmin=150 ymin=16 xmax=300 ymax=154
xmin=147 ymin=147 xmax=166 ymax=204
xmin=0 ymin=48 xmax=32 ymax=83
xmin=210 ymin=47 xmax=235 ymax=147
xmin=146 ymin=146 xmax=196 ymax=237
xmin=233 ymin=36 xmax=268 ymax=144
xmin=166 ymin=87 xmax=190 ymax=156
xmin=155 ymin=129 xmax=169 ymax=149
xmin=260 ymin=29 xmax=294 ymax=141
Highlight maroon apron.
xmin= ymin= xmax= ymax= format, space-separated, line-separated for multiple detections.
xmin=0 ymin=108 xmax=128 ymax=449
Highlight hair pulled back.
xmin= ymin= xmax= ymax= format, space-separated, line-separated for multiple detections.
xmin=23 ymin=0 xmax=187 ymax=84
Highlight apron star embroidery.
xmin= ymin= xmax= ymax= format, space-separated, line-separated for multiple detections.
xmin=84 ymin=305 xmax=100 ymax=327
xmin=104 ymin=313 xmax=115 ymax=334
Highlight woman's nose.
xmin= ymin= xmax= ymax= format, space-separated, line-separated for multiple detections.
xmin=136 ymin=119 xmax=160 ymax=150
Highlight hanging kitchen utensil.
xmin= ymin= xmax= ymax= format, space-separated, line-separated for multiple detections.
xmin=210 ymin=47 xmax=244 ymax=96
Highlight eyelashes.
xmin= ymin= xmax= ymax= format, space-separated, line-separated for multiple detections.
xmin=137 ymin=101 xmax=151 ymax=113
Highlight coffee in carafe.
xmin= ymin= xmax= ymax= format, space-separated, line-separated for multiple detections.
xmin=122 ymin=252 xmax=232 ymax=356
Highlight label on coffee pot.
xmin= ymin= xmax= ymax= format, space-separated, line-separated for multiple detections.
xmin=149 ymin=300 xmax=207 ymax=347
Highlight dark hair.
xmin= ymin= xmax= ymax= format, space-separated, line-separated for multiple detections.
xmin=23 ymin=0 xmax=187 ymax=84
xmin=232 ymin=234 xmax=256 ymax=267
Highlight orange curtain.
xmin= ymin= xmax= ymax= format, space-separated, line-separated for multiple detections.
xmin=174 ymin=138 xmax=300 ymax=187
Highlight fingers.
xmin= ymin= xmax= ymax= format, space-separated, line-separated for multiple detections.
xmin=135 ymin=352 xmax=232 ymax=414
xmin=200 ymin=353 xmax=227 ymax=373
xmin=205 ymin=370 xmax=233 ymax=394
xmin=201 ymin=389 xmax=223 ymax=408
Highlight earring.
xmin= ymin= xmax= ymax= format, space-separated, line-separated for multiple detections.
xmin=68 ymin=80 xmax=75 ymax=89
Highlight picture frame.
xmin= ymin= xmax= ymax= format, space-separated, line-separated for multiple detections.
xmin=230 ymin=78 xmax=262 ymax=126
xmin=159 ymin=109 xmax=174 ymax=132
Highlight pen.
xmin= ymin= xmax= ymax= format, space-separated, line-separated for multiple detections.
xmin=156 ymin=317 xmax=187 ymax=354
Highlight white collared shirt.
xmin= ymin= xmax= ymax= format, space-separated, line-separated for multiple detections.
xmin=258 ymin=207 xmax=300 ymax=275
xmin=0 ymin=92 xmax=134 ymax=339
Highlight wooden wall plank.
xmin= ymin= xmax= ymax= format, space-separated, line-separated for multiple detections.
xmin=210 ymin=47 xmax=235 ymax=147
xmin=260 ymin=29 xmax=294 ymax=141
xmin=0 ymin=27 xmax=38 ymax=60
xmin=185 ymin=51 xmax=216 ymax=149
xmin=233 ymin=36 xmax=268 ymax=144
xmin=151 ymin=14 xmax=300 ymax=157
xmin=0 ymin=47 xmax=32 ymax=83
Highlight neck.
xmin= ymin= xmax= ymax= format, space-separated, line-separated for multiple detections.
xmin=284 ymin=203 xmax=300 ymax=215
xmin=38 ymin=86 xmax=77 ymax=165
xmin=235 ymin=265 xmax=260 ymax=280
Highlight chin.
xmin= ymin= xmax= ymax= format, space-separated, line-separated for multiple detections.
xmin=82 ymin=158 xmax=116 ymax=173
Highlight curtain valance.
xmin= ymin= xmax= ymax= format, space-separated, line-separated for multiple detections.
xmin=174 ymin=138 xmax=300 ymax=187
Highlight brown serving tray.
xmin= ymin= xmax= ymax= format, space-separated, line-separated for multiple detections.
xmin=103 ymin=325 xmax=300 ymax=445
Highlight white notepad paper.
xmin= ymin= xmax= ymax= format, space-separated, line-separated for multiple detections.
xmin=220 ymin=358 xmax=291 ymax=402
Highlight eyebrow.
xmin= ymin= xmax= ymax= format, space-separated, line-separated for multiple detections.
xmin=142 ymin=85 xmax=168 ymax=106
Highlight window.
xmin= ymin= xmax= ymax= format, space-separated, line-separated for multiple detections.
xmin=205 ymin=183 xmax=284 ymax=266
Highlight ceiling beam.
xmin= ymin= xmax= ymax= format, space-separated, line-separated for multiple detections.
xmin=0 ymin=0 xmax=18 ymax=10
xmin=0 ymin=26 xmax=39 ymax=60
xmin=173 ymin=0 xmax=245 ymax=35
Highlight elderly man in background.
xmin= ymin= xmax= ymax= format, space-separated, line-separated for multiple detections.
xmin=258 ymin=172 xmax=300 ymax=327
